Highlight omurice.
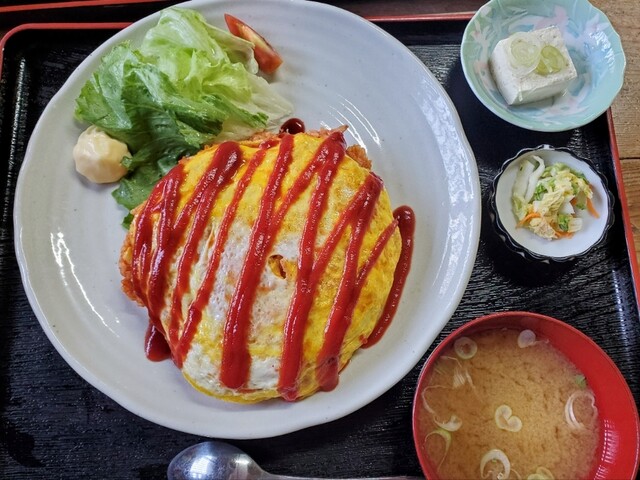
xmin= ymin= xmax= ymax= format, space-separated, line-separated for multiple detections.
xmin=119 ymin=127 xmax=414 ymax=403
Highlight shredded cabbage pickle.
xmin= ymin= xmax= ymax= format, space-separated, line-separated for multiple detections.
xmin=511 ymin=156 xmax=596 ymax=240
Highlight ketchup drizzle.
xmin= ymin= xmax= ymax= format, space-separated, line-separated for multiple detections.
xmin=219 ymin=134 xmax=295 ymax=388
xmin=145 ymin=323 xmax=172 ymax=361
xmin=133 ymin=166 xmax=184 ymax=332
xmin=277 ymin=134 xmax=346 ymax=399
xmin=315 ymin=174 xmax=382 ymax=391
xmin=168 ymin=143 xmax=242 ymax=346
xmin=130 ymin=131 xmax=415 ymax=399
xmin=364 ymin=205 xmax=415 ymax=347
xmin=175 ymin=146 xmax=267 ymax=366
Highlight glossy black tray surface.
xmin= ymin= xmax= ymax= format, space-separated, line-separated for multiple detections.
xmin=0 ymin=1 xmax=179 ymax=29
xmin=1 ymin=17 xmax=638 ymax=479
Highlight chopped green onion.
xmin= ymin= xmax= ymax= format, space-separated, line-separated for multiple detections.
xmin=454 ymin=336 xmax=478 ymax=360
xmin=452 ymin=366 xmax=474 ymax=389
xmin=517 ymin=329 xmax=537 ymax=348
xmin=507 ymin=33 xmax=541 ymax=74
xmin=564 ymin=390 xmax=597 ymax=429
xmin=425 ymin=428 xmax=452 ymax=470
xmin=535 ymin=45 xmax=566 ymax=75
xmin=435 ymin=414 xmax=462 ymax=432
xmin=574 ymin=374 xmax=587 ymax=389
xmin=441 ymin=355 xmax=462 ymax=365
xmin=439 ymin=355 xmax=475 ymax=389
xmin=494 ymin=404 xmax=523 ymax=432
xmin=452 ymin=369 xmax=467 ymax=389
xmin=480 ymin=449 xmax=511 ymax=479
xmin=421 ymin=384 xmax=453 ymax=416
xmin=420 ymin=388 xmax=436 ymax=415
xmin=527 ymin=466 xmax=555 ymax=479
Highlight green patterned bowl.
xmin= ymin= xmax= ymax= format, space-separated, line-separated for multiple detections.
xmin=461 ymin=0 xmax=625 ymax=131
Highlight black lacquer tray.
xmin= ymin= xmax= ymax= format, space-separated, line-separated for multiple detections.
xmin=0 ymin=0 xmax=181 ymax=30
xmin=1 ymin=12 xmax=638 ymax=480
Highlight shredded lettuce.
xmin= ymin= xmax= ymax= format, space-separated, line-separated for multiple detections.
xmin=74 ymin=7 xmax=292 ymax=223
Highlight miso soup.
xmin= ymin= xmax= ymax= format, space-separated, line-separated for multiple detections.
xmin=416 ymin=328 xmax=599 ymax=480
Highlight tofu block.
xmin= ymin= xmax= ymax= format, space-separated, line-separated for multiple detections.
xmin=490 ymin=26 xmax=577 ymax=106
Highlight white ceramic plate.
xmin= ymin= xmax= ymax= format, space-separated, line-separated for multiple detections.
xmin=13 ymin=0 xmax=480 ymax=439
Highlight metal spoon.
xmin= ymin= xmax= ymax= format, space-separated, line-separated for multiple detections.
xmin=167 ymin=440 xmax=424 ymax=480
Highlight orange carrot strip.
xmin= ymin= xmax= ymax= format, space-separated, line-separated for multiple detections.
xmin=554 ymin=229 xmax=574 ymax=239
xmin=586 ymin=197 xmax=600 ymax=218
xmin=517 ymin=212 xmax=541 ymax=227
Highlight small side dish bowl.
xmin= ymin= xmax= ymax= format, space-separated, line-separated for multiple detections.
xmin=412 ymin=311 xmax=640 ymax=480
xmin=489 ymin=145 xmax=614 ymax=262
xmin=461 ymin=0 xmax=626 ymax=131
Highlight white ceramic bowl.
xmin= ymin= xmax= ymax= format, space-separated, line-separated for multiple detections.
xmin=461 ymin=0 xmax=626 ymax=131
xmin=490 ymin=145 xmax=614 ymax=262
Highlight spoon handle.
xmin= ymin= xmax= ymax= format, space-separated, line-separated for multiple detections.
xmin=261 ymin=475 xmax=423 ymax=480
xmin=346 ymin=477 xmax=424 ymax=480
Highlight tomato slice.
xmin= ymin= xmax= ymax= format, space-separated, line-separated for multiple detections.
xmin=224 ymin=14 xmax=283 ymax=74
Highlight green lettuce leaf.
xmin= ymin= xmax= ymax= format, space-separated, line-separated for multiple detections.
xmin=74 ymin=7 xmax=291 ymax=222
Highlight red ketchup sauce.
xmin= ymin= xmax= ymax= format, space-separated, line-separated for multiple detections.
xmin=131 ymin=131 xmax=415 ymax=400
xmin=279 ymin=117 xmax=305 ymax=135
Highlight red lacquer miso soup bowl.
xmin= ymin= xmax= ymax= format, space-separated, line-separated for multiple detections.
xmin=412 ymin=311 xmax=640 ymax=480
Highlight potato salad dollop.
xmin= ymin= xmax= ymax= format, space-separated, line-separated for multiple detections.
xmin=73 ymin=126 xmax=129 ymax=184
